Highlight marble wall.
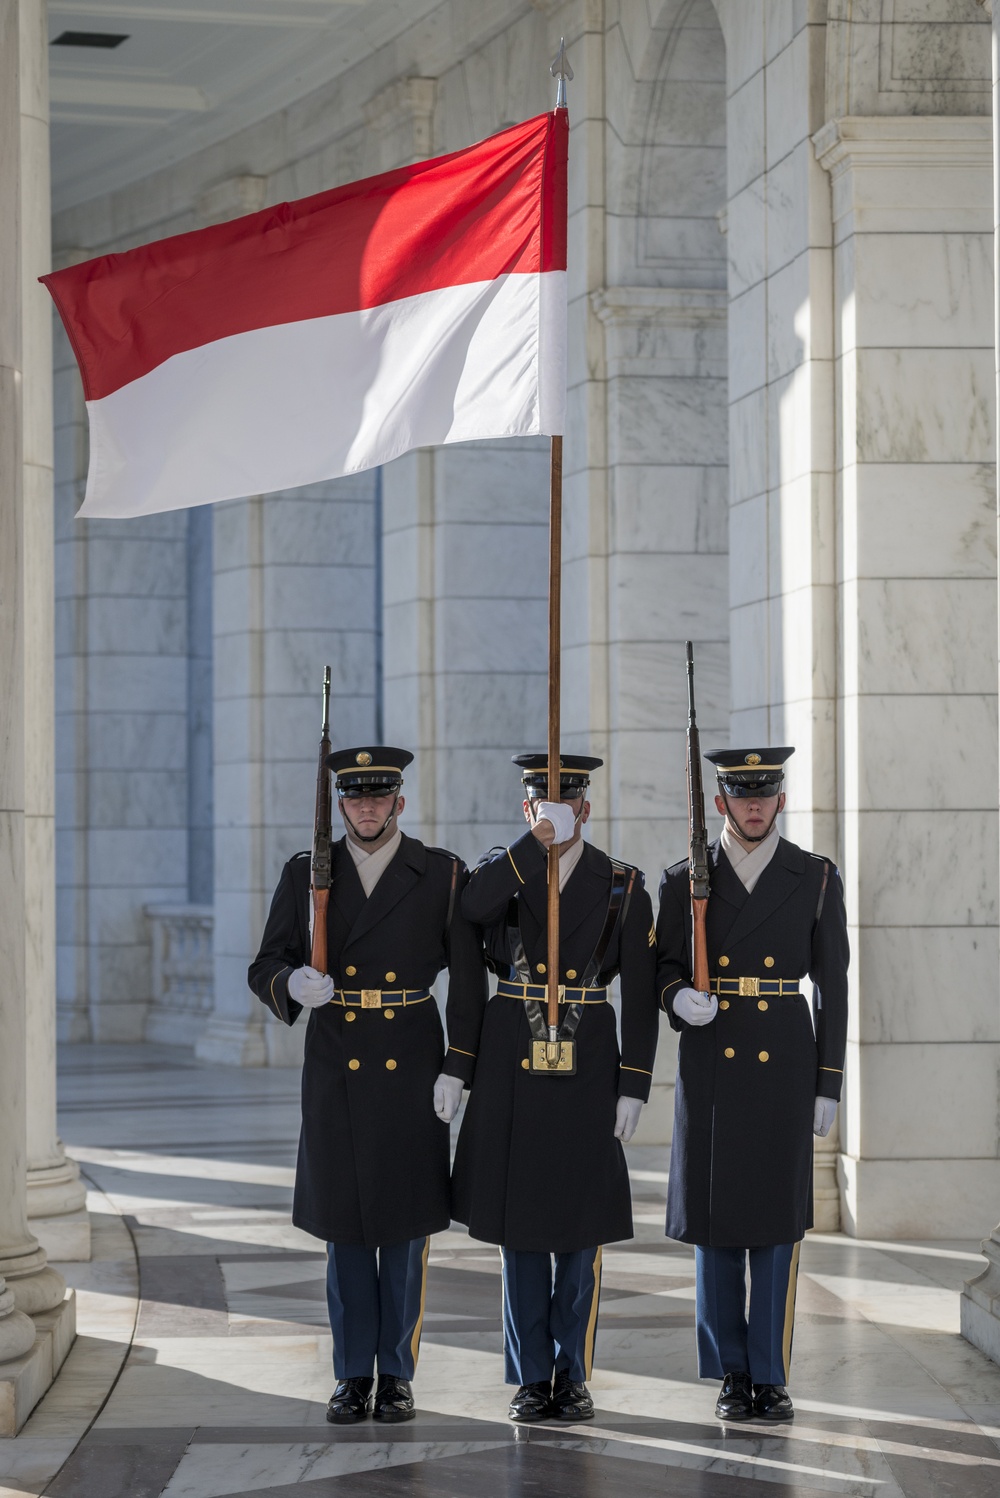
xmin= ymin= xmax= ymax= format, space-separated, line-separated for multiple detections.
xmin=816 ymin=112 xmax=1000 ymax=1237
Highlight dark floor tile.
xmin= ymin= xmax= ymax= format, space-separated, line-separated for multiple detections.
xmin=135 ymin=1253 xmax=230 ymax=1337
xmin=214 ymin=1441 xmax=849 ymax=1498
xmin=45 ymin=1432 xmax=193 ymax=1498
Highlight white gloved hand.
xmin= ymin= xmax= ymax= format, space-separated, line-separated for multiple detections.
xmin=813 ymin=1097 xmax=838 ymax=1138
xmin=614 ymin=1096 xmax=643 ymax=1143
xmin=287 ymin=966 xmax=335 ymax=1008
xmin=535 ymin=800 xmax=576 ymax=844
xmin=672 ymin=986 xmax=718 ymax=1026
xmin=433 ymin=1073 xmax=464 ymax=1123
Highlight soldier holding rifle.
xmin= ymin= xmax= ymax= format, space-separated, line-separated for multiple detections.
xmin=248 ymin=674 xmax=487 ymax=1427
xmin=656 ymin=645 xmax=849 ymax=1423
xmin=451 ymin=753 xmax=659 ymax=1423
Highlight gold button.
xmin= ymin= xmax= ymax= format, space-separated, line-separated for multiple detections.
xmin=764 ymin=956 xmax=775 ymax=969
xmin=719 ymin=956 xmax=730 ymax=968
xmin=348 ymin=1059 xmax=360 ymax=1070
xmin=345 ymin=1011 xmax=356 ymax=1023
xmin=566 ymin=969 xmax=577 ymax=980
xmin=724 ymin=1047 xmax=735 ymax=1059
xmin=386 ymin=1059 xmax=397 ymax=1071
xmin=536 ymin=963 xmax=546 ymax=975
xmin=385 ymin=971 xmax=396 ymax=983
xmin=758 ymin=1000 xmax=768 ymax=1012
xmin=759 ymin=1051 xmax=769 ymax=1063
xmin=521 ymin=1058 xmax=530 ymax=1070
xmin=345 ymin=965 xmax=357 ymax=977
xmin=719 ymin=1000 xmax=730 ymax=1011
xmin=384 ymin=1008 xmax=395 ymax=1019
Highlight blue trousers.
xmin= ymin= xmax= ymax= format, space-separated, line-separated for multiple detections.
xmin=695 ymin=1242 xmax=802 ymax=1386
xmin=501 ymin=1247 xmax=603 ymax=1386
xmin=326 ymin=1237 xmax=429 ymax=1380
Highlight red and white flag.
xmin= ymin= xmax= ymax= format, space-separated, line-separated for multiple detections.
xmin=43 ymin=111 xmax=567 ymax=520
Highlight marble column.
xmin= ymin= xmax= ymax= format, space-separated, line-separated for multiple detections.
xmin=963 ymin=0 xmax=1000 ymax=1366
xmin=20 ymin=0 xmax=88 ymax=1262
xmin=815 ymin=114 xmax=999 ymax=1238
xmin=0 ymin=0 xmax=74 ymax=1436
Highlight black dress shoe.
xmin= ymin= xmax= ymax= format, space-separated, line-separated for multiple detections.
xmin=551 ymin=1370 xmax=595 ymax=1421
xmin=754 ymin=1384 xmax=794 ymax=1421
xmin=326 ymin=1376 xmax=373 ymax=1423
xmin=373 ymin=1374 xmax=415 ymax=1422
xmin=715 ymin=1371 xmax=754 ymax=1421
xmin=508 ymin=1381 xmax=552 ymax=1423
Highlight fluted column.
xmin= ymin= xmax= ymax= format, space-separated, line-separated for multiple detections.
xmin=0 ymin=0 xmax=72 ymax=1434
xmin=962 ymin=0 xmax=1000 ymax=1368
xmin=19 ymin=0 xmax=88 ymax=1261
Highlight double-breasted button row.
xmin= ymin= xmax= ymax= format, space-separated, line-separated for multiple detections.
xmin=723 ymin=1048 xmax=770 ymax=1062
xmin=344 ymin=1009 xmax=395 ymax=1021
xmin=348 ymin=1058 xmax=399 ymax=1070
xmin=716 ymin=955 xmax=776 ymax=970
xmin=343 ymin=966 xmax=398 ymax=981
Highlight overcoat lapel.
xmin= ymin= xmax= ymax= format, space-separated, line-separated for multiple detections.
xmin=717 ymin=838 xmax=804 ymax=952
xmin=344 ymin=833 xmax=426 ymax=947
xmin=331 ymin=839 xmax=366 ymax=929
xmin=516 ymin=840 xmax=610 ymax=945
xmin=708 ymin=840 xmax=747 ymax=911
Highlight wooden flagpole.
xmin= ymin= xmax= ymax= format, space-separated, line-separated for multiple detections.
xmin=545 ymin=434 xmax=563 ymax=1062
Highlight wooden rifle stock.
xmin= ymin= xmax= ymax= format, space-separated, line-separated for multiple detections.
xmin=685 ymin=642 xmax=710 ymax=993
xmin=310 ymin=666 xmax=333 ymax=973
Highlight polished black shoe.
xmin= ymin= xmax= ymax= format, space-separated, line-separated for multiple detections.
xmin=326 ymin=1376 xmax=373 ymax=1423
xmin=754 ymin=1384 xmax=794 ymax=1421
xmin=551 ymin=1370 xmax=595 ymax=1421
xmin=373 ymin=1374 xmax=416 ymax=1422
xmin=508 ymin=1381 xmax=552 ymax=1423
xmin=714 ymin=1371 xmax=754 ymax=1421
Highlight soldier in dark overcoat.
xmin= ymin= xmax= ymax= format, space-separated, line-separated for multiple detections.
xmin=656 ymin=746 xmax=848 ymax=1424
xmin=452 ymin=753 xmax=659 ymax=1423
xmin=248 ymin=746 xmax=487 ymax=1426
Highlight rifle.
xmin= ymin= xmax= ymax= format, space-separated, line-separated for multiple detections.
xmin=310 ymin=666 xmax=332 ymax=973
xmin=685 ymin=642 xmax=710 ymax=993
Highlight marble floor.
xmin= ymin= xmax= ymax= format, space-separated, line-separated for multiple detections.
xmin=1 ymin=1044 xmax=999 ymax=1498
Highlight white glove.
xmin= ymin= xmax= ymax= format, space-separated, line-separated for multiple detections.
xmin=814 ymin=1097 xmax=838 ymax=1138
xmin=287 ymin=966 xmax=334 ymax=1008
xmin=614 ymin=1096 xmax=643 ymax=1143
xmin=433 ymin=1073 xmax=464 ymax=1123
xmin=535 ymin=800 xmax=576 ymax=843
xmin=672 ymin=986 xmax=718 ymax=1026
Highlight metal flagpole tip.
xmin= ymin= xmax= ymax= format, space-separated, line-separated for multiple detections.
xmin=550 ymin=36 xmax=573 ymax=108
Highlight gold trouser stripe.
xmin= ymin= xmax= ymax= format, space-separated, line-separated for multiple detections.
xmin=409 ymin=1236 xmax=431 ymax=1371
xmin=781 ymin=1241 xmax=802 ymax=1383
xmin=583 ymin=1246 xmax=603 ymax=1380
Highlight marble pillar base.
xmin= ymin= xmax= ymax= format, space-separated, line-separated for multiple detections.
xmin=839 ymin=1156 xmax=1000 ymax=1238
xmin=194 ymin=1015 xmax=267 ymax=1068
xmin=26 ymin=1156 xmax=87 ymax=1217
xmin=28 ymin=1210 xmax=91 ymax=1262
xmin=961 ymin=1224 xmax=1000 ymax=1366
xmin=812 ymin=1132 xmax=841 ymax=1233
xmin=0 ymin=1291 xmax=76 ymax=1437
xmin=264 ymin=1021 xmax=305 ymax=1067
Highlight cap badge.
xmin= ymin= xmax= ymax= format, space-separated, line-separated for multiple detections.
xmin=745 ymin=753 xmax=761 ymax=766
xmin=356 ymin=751 xmax=373 ymax=766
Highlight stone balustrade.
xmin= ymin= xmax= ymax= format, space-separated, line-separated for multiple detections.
xmin=144 ymin=904 xmax=215 ymax=1048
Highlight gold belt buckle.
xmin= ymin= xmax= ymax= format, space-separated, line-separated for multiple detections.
xmin=361 ymin=988 xmax=382 ymax=1009
xmin=738 ymin=976 xmax=760 ymax=997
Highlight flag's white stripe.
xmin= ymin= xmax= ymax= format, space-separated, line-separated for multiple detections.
xmin=80 ymin=270 xmax=566 ymax=519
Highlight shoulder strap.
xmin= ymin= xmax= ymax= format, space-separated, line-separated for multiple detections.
xmin=579 ymin=860 xmax=636 ymax=987
xmin=446 ymin=857 xmax=460 ymax=932
xmin=505 ymin=897 xmax=532 ymax=982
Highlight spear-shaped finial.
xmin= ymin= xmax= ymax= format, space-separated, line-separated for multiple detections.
xmin=550 ymin=36 xmax=573 ymax=109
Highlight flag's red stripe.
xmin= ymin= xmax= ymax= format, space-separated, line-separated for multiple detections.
xmin=43 ymin=110 xmax=568 ymax=403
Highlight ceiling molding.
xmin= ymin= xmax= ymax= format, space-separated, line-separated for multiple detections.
xmin=49 ymin=1 xmax=364 ymax=22
xmin=51 ymin=76 xmax=209 ymax=110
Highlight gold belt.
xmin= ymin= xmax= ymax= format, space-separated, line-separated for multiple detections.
xmin=333 ymin=988 xmax=431 ymax=1009
xmin=496 ymin=979 xmax=608 ymax=1005
xmin=711 ymin=977 xmax=800 ymax=998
